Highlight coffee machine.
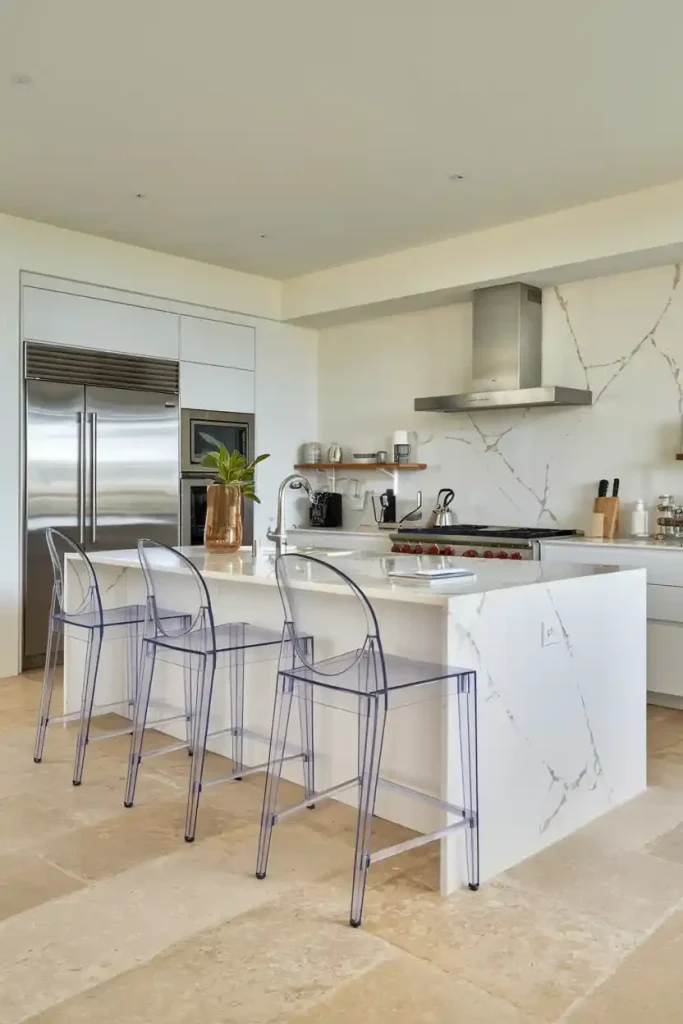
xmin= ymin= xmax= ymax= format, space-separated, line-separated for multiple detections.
xmin=309 ymin=491 xmax=343 ymax=528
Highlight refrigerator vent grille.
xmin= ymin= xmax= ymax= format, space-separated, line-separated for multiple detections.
xmin=25 ymin=343 xmax=179 ymax=393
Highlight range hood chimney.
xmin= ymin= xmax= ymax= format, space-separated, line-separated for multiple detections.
xmin=414 ymin=283 xmax=592 ymax=412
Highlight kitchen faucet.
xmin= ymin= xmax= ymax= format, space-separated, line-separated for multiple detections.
xmin=267 ymin=473 xmax=313 ymax=554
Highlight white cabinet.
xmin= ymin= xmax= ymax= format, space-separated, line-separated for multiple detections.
xmin=541 ymin=540 xmax=683 ymax=703
xmin=23 ymin=287 xmax=179 ymax=360
xmin=180 ymin=316 xmax=255 ymax=370
xmin=180 ymin=361 xmax=254 ymax=414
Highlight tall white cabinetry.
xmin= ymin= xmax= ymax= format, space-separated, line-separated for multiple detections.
xmin=179 ymin=315 xmax=255 ymax=413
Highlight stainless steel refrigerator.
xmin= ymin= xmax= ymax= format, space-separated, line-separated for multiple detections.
xmin=23 ymin=344 xmax=180 ymax=669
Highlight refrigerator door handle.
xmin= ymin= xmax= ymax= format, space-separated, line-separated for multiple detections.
xmin=78 ymin=411 xmax=86 ymax=545
xmin=90 ymin=412 xmax=98 ymax=544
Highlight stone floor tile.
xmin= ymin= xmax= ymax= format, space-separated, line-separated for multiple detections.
xmin=503 ymin=834 xmax=683 ymax=935
xmin=363 ymin=878 xmax=634 ymax=1020
xmin=565 ymin=909 xmax=683 ymax=1022
xmin=26 ymin=886 xmax=396 ymax=1024
xmin=0 ymin=852 xmax=84 ymax=922
xmin=0 ymin=838 xmax=284 ymax=1024
xmin=290 ymin=957 xmax=543 ymax=1024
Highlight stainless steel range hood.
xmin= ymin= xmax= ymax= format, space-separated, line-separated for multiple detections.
xmin=415 ymin=283 xmax=592 ymax=412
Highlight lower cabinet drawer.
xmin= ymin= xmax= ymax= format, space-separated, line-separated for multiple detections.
xmin=647 ymin=584 xmax=683 ymax=623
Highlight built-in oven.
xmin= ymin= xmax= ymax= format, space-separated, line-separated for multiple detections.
xmin=180 ymin=409 xmax=255 ymax=547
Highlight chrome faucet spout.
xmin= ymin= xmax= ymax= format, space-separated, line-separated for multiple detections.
xmin=266 ymin=474 xmax=313 ymax=554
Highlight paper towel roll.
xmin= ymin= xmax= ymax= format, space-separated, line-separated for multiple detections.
xmin=587 ymin=512 xmax=605 ymax=538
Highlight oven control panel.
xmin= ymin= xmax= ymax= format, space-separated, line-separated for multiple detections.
xmin=390 ymin=541 xmax=527 ymax=560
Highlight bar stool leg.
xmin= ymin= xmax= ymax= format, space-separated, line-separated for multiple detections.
xmin=229 ymin=637 xmax=245 ymax=777
xmin=124 ymin=641 xmax=157 ymax=807
xmin=184 ymin=653 xmax=217 ymax=842
xmin=458 ymin=670 xmax=480 ymax=891
xmin=72 ymin=629 xmax=104 ymax=786
xmin=183 ymin=650 xmax=195 ymax=757
xmin=255 ymin=674 xmax=295 ymax=879
xmin=33 ymin=616 xmax=62 ymax=763
xmin=350 ymin=694 xmax=386 ymax=927
xmin=297 ymin=681 xmax=315 ymax=805
xmin=297 ymin=637 xmax=315 ymax=806
xmin=125 ymin=620 xmax=138 ymax=714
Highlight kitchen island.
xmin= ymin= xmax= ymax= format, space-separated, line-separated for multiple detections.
xmin=62 ymin=548 xmax=646 ymax=894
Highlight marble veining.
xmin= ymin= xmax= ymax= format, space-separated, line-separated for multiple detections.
xmin=317 ymin=263 xmax=683 ymax=531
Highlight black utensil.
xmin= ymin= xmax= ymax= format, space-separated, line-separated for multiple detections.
xmin=598 ymin=479 xmax=609 ymax=498
xmin=612 ymin=478 xmax=620 ymax=497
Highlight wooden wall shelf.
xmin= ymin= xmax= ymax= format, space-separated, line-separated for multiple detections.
xmin=294 ymin=462 xmax=427 ymax=471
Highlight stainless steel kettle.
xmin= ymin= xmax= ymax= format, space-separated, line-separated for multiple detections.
xmin=427 ymin=488 xmax=456 ymax=528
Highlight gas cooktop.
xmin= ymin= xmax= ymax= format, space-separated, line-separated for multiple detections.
xmin=394 ymin=526 xmax=579 ymax=539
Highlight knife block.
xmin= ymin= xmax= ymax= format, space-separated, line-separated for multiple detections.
xmin=594 ymin=497 xmax=619 ymax=539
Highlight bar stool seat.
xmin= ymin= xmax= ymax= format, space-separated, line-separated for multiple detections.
xmin=53 ymin=602 xmax=181 ymax=630
xmin=150 ymin=620 xmax=287 ymax=655
xmin=33 ymin=530 xmax=192 ymax=787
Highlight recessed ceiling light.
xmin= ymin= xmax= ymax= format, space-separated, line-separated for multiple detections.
xmin=449 ymin=173 xmax=464 ymax=181
xmin=10 ymin=73 xmax=33 ymax=87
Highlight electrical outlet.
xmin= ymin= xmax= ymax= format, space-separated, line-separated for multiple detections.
xmin=541 ymin=622 xmax=559 ymax=647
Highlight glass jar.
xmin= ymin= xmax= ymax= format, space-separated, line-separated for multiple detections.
xmin=656 ymin=495 xmax=675 ymax=537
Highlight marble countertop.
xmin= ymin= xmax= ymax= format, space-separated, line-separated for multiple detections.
xmin=542 ymin=535 xmax=683 ymax=552
xmin=288 ymin=525 xmax=390 ymax=538
xmin=80 ymin=546 xmax=642 ymax=607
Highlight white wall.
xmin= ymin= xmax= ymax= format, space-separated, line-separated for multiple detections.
xmin=317 ymin=263 xmax=683 ymax=531
xmin=283 ymin=179 xmax=683 ymax=323
xmin=0 ymin=214 xmax=317 ymax=678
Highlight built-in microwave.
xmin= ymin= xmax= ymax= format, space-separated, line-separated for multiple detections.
xmin=180 ymin=409 xmax=255 ymax=547
xmin=181 ymin=408 xmax=255 ymax=474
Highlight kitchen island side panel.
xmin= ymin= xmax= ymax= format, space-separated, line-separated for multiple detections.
xmin=444 ymin=568 xmax=647 ymax=889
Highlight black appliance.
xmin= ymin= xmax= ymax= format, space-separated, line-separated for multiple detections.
xmin=310 ymin=491 xmax=343 ymax=528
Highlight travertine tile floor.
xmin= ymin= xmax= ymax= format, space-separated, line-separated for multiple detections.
xmin=3 ymin=675 xmax=683 ymax=1022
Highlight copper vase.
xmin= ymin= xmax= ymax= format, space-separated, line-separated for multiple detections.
xmin=204 ymin=483 xmax=243 ymax=553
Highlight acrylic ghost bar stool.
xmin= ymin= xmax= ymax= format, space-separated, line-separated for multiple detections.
xmin=33 ymin=529 xmax=192 ymax=785
xmin=124 ymin=540 xmax=314 ymax=843
xmin=255 ymin=552 xmax=479 ymax=928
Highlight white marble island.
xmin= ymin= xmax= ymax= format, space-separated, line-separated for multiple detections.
xmin=64 ymin=548 xmax=647 ymax=894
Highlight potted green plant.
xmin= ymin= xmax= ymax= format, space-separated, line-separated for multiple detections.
xmin=199 ymin=434 xmax=270 ymax=552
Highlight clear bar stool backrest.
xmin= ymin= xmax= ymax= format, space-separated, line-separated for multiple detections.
xmin=45 ymin=528 xmax=103 ymax=622
xmin=275 ymin=553 xmax=388 ymax=690
xmin=137 ymin=539 xmax=216 ymax=646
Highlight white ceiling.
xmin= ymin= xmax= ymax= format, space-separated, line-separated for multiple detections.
xmin=3 ymin=0 xmax=683 ymax=279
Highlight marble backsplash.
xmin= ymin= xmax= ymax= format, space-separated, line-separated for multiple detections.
xmin=316 ymin=263 xmax=683 ymax=532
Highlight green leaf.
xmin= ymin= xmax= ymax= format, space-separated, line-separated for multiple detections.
xmin=199 ymin=432 xmax=223 ymax=450
xmin=248 ymin=453 xmax=270 ymax=470
xmin=200 ymin=451 xmax=221 ymax=470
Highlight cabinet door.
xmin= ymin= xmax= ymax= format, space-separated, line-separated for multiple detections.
xmin=180 ymin=316 xmax=255 ymax=370
xmin=180 ymin=361 xmax=255 ymax=414
xmin=23 ymin=287 xmax=179 ymax=360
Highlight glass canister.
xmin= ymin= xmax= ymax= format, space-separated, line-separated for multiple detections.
xmin=656 ymin=495 xmax=675 ymax=536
